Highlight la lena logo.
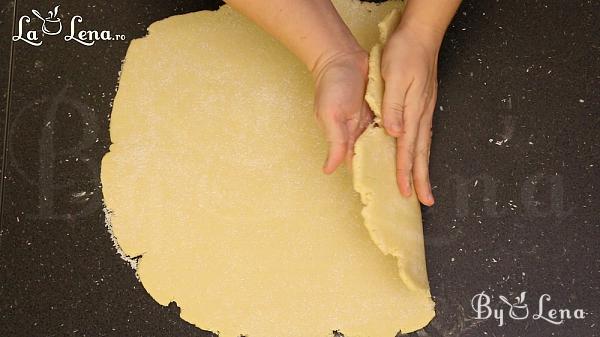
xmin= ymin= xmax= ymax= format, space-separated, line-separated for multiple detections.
xmin=12 ymin=5 xmax=126 ymax=47
xmin=471 ymin=291 xmax=587 ymax=327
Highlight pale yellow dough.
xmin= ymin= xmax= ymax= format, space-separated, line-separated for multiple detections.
xmin=101 ymin=1 xmax=434 ymax=337
xmin=354 ymin=8 xmax=430 ymax=291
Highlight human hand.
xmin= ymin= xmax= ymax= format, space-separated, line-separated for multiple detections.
xmin=312 ymin=51 xmax=373 ymax=174
xmin=380 ymin=23 xmax=442 ymax=206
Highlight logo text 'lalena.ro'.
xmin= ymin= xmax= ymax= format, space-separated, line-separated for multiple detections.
xmin=12 ymin=5 xmax=126 ymax=47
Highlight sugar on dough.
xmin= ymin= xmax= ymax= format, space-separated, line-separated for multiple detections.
xmin=101 ymin=1 xmax=434 ymax=337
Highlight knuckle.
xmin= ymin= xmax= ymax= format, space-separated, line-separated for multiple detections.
xmin=318 ymin=109 xmax=341 ymax=124
xmin=396 ymin=165 xmax=412 ymax=176
xmin=402 ymin=109 xmax=420 ymax=123
xmin=413 ymin=168 xmax=429 ymax=181
xmin=397 ymin=142 xmax=416 ymax=158
xmin=384 ymin=101 xmax=405 ymax=116
xmin=328 ymin=141 xmax=348 ymax=152
xmin=421 ymin=118 xmax=433 ymax=131
xmin=359 ymin=116 xmax=371 ymax=130
xmin=416 ymin=145 xmax=430 ymax=158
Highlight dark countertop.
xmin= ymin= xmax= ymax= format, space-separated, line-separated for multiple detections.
xmin=1 ymin=1 xmax=598 ymax=337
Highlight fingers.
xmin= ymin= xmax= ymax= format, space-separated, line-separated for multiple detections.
xmin=395 ymin=123 xmax=419 ymax=197
xmin=345 ymin=101 xmax=374 ymax=169
xmin=322 ymin=101 xmax=372 ymax=173
xmin=381 ymin=69 xmax=412 ymax=137
xmin=314 ymin=57 xmax=370 ymax=175
xmin=321 ymin=116 xmax=349 ymax=174
xmin=413 ymin=91 xmax=436 ymax=206
xmin=374 ymin=29 xmax=441 ymax=204
xmin=394 ymin=77 xmax=428 ymax=197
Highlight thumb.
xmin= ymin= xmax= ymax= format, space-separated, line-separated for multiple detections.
xmin=321 ymin=116 xmax=349 ymax=174
xmin=345 ymin=100 xmax=373 ymax=170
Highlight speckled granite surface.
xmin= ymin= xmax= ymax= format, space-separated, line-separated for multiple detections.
xmin=0 ymin=1 xmax=598 ymax=336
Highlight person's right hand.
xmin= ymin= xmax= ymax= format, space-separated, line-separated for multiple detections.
xmin=312 ymin=51 xmax=373 ymax=174
xmin=380 ymin=23 xmax=441 ymax=207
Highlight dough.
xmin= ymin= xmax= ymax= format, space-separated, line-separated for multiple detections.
xmin=101 ymin=1 xmax=434 ymax=337
xmin=364 ymin=9 xmax=402 ymax=119
xmin=354 ymin=9 xmax=430 ymax=291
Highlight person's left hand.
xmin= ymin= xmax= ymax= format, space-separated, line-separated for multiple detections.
xmin=380 ymin=22 xmax=442 ymax=206
xmin=312 ymin=50 xmax=373 ymax=174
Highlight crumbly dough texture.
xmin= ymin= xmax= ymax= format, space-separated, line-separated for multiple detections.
xmin=354 ymin=8 xmax=430 ymax=291
xmin=101 ymin=1 xmax=434 ymax=337
xmin=364 ymin=9 xmax=402 ymax=120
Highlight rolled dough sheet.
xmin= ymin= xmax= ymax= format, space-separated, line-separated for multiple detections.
xmin=354 ymin=8 xmax=430 ymax=291
xmin=101 ymin=1 xmax=434 ymax=337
